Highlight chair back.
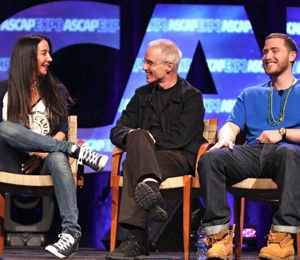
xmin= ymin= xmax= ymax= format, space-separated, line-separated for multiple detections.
xmin=160 ymin=119 xmax=218 ymax=190
xmin=109 ymin=118 xmax=218 ymax=260
xmin=193 ymin=119 xmax=218 ymax=188
xmin=202 ymin=119 xmax=218 ymax=144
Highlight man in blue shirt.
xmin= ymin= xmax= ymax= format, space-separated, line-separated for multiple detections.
xmin=198 ymin=33 xmax=300 ymax=260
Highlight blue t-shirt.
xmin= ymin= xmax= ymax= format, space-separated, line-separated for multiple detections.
xmin=227 ymin=80 xmax=300 ymax=146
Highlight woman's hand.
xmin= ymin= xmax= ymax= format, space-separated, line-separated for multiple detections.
xmin=21 ymin=131 xmax=65 ymax=174
xmin=21 ymin=154 xmax=43 ymax=174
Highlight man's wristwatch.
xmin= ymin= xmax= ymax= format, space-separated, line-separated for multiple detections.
xmin=279 ymin=127 xmax=287 ymax=140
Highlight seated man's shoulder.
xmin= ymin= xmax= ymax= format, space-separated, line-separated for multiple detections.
xmin=180 ymin=78 xmax=201 ymax=92
xmin=241 ymin=83 xmax=269 ymax=95
xmin=136 ymin=84 xmax=153 ymax=93
xmin=181 ymin=81 xmax=203 ymax=97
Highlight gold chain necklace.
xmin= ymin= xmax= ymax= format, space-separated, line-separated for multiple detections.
xmin=268 ymin=78 xmax=295 ymax=126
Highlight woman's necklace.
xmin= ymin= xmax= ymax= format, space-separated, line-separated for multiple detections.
xmin=268 ymin=78 xmax=295 ymax=126
xmin=30 ymin=81 xmax=39 ymax=92
xmin=30 ymin=86 xmax=38 ymax=92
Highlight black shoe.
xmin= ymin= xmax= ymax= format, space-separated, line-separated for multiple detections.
xmin=45 ymin=227 xmax=81 ymax=259
xmin=106 ymin=234 xmax=146 ymax=259
xmin=134 ymin=182 xmax=168 ymax=222
xmin=70 ymin=145 xmax=109 ymax=172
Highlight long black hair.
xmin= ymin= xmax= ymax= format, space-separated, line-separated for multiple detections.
xmin=7 ymin=34 xmax=74 ymax=136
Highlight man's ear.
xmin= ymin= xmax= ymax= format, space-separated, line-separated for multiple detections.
xmin=290 ymin=51 xmax=297 ymax=63
xmin=166 ymin=61 xmax=175 ymax=73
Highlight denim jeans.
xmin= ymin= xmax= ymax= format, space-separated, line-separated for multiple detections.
xmin=198 ymin=143 xmax=300 ymax=235
xmin=0 ymin=121 xmax=81 ymax=234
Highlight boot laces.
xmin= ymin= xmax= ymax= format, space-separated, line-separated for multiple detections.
xmin=204 ymin=232 xmax=230 ymax=247
xmin=53 ymin=233 xmax=75 ymax=250
xmin=265 ymin=232 xmax=291 ymax=245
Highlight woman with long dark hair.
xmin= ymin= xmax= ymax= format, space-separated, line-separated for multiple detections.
xmin=0 ymin=34 xmax=108 ymax=258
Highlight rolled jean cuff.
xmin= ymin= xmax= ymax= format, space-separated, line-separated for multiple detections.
xmin=204 ymin=223 xmax=229 ymax=236
xmin=273 ymin=225 xmax=300 ymax=234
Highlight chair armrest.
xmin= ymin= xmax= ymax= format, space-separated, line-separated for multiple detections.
xmin=110 ymin=148 xmax=125 ymax=188
xmin=76 ymin=140 xmax=85 ymax=187
xmin=194 ymin=142 xmax=215 ymax=188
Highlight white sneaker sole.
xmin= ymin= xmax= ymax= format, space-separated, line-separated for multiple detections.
xmin=97 ymin=155 xmax=109 ymax=171
xmin=45 ymin=245 xmax=76 ymax=259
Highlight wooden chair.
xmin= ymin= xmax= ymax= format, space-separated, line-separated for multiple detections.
xmin=110 ymin=118 xmax=218 ymax=260
xmin=0 ymin=115 xmax=84 ymax=253
xmin=227 ymin=132 xmax=300 ymax=259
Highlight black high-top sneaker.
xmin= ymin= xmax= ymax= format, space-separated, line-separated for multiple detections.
xmin=45 ymin=227 xmax=81 ymax=259
xmin=69 ymin=144 xmax=109 ymax=172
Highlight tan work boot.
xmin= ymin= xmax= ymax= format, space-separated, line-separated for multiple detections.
xmin=204 ymin=224 xmax=235 ymax=260
xmin=259 ymin=226 xmax=294 ymax=260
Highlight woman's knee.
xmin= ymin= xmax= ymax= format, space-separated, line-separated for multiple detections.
xmin=45 ymin=152 xmax=70 ymax=170
xmin=0 ymin=121 xmax=17 ymax=136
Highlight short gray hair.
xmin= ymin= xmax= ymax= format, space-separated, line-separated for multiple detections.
xmin=148 ymin=39 xmax=182 ymax=71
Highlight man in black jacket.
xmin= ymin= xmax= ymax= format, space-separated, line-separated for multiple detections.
xmin=108 ymin=39 xmax=206 ymax=260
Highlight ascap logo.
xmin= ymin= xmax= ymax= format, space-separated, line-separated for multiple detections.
xmin=0 ymin=58 xmax=9 ymax=72
xmin=147 ymin=18 xmax=253 ymax=33
xmin=0 ymin=18 xmax=120 ymax=33
xmin=287 ymin=22 xmax=300 ymax=35
xmin=204 ymin=99 xmax=236 ymax=113
xmin=207 ymin=59 xmax=265 ymax=73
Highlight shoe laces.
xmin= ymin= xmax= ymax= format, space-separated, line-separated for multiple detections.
xmin=204 ymin=231 xmax=231 ymax=247
xmin=53 ymin=233 xmax=75 ymax=250
xmin=265 ymin=232 xmax=292 ymax=245
xmin=77 ymin=143 xmax=89 ymax=165
xmin=78 ymin=146 xmax=101 ymax=166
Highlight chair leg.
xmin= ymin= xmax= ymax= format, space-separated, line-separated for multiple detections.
xmin=234 ymin=196 xmax=245 ymax=260
xmin=0 ymin=192 xmax=5 ymax=254
xmin=240 ymin=197 xmax=245 ymax=245
xmin=183 ymin=175 xmax=192 ymax=260
xmin=143 ymin=222 xmax=150 ymax=256
xmin=110 ymin=176 xmax=120 ymax=251
xmin=296 ymin=233 xmax=300 ymax=258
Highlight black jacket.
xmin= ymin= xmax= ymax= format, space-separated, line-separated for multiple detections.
xmin=110 ymin=77 xmax=206 ymax=169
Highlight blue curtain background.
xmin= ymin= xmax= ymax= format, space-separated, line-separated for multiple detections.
xmin=0 ymin=0 xmax=296 ymax=250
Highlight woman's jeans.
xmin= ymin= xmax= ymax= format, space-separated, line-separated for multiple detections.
xmin=0 ymin=121 xmax=81 ymax=234
xmin=198 ymin=143 xmax=300 ymax=235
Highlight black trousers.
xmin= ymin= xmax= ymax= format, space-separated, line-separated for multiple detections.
xmin=118 ymin=129 xmax=193 ymax=229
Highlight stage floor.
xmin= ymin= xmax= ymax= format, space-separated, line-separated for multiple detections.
xmin=0 ymin=247 xmax=296 ymax=260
